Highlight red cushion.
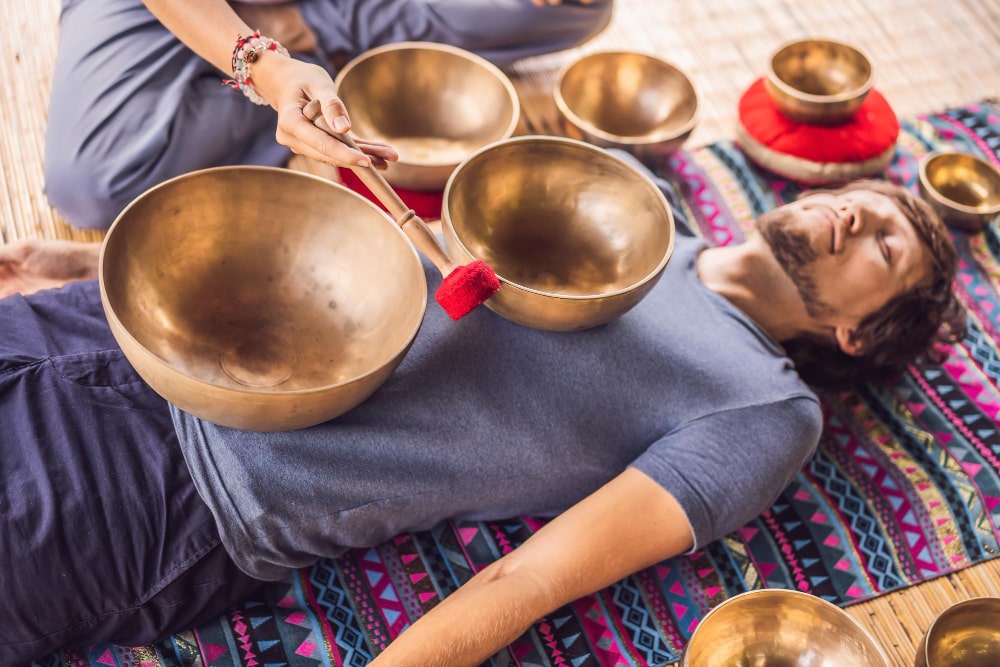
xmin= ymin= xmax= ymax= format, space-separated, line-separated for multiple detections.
xmin=338 ymin=167 xmax=443 ymax=220
xmin=736 ymin=77 xmax=899 ymax=184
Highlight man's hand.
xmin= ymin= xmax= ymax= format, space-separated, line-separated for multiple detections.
xmin=0 ymin=240 xmax=101 ymax=298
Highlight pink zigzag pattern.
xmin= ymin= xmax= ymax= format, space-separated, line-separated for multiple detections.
xmin=230 ymin=611 xmax=258 ymax=667
xmin=570 ymin=596 xmax=633 ymax=666
xmin=760 ymin=510 xmax=811 ymax=593
xmin=916 ymin=362 xmax=1000 ymax=475
xmin=671 ymin=152 xmax=733 ymax=247
xmin=636 ymin=568 xmax=686 ymax=648
xmin=826 ymin=416 xmax=937 ymax=579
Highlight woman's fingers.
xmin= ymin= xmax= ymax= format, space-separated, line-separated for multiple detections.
xmin=277 ymin=106 xmax=371 ymax=166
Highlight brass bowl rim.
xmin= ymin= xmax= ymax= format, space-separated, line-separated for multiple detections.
xmin=766 ymin=38 xmax=875 ymax=105
xmin=918 ymin=596 xmax=1000 ymax=665
xmin=684 ymin=589 xmax=892 ymax=666
xmin=553 ymin=50 xmax=700 ymax=146
xmin=918 ymin=150 xmax=1000 ymax=216
xmin=333 ymin=40 xmax=521 ymax=167
xmin=442 ymin=134 xmax=676 ymax=300
xmin=98 ymin=164 xmax=428 ymax=397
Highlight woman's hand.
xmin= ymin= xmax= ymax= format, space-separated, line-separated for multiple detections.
xmin=251 ymin=53 xmax=399 ymax=170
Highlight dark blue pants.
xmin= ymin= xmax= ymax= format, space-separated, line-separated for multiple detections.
xmin=0 ymin=281 xmax=263 ymax=665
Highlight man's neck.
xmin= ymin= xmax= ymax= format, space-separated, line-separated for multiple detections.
xmin=695 ymin=235 xmax=824 ymax=343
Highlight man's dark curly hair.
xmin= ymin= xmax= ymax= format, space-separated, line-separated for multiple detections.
xmin=781 ymin=180 xmax=967 ymax=391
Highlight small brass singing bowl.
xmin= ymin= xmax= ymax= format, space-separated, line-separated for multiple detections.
xmin=915 ymin=597 xmax=1000 ymax=667
xmin=765 ymin=39 xmax=874 ymax=125
xmin=442 ymin=136 xmax=675 ymax=332
xmin=554 ymin=51 xmax=698 ymax=159
xmin=918 ymin=151 xmax=1000 ymax=232
xmin=334 ymin=41 xmax=520 ymax=191
xmin=680 ymin=589 xmax=891 ymax=667
xmin=100 ymin=166 xmax=427 ymax=432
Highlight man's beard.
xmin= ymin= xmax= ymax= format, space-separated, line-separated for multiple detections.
xmin=756 ymin=207 xmax=832 ymax=317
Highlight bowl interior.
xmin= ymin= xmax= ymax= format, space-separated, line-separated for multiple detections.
xmin=923 ymin=598 xmax=1000 ymax=666
xmin=922 ymin=153 xmax=1000 ymax=213
xmin=770 ymin=39 xmax=872 ymax=99
xmin=336 ymin=44 xmax=518 ymax=166
xmin=101 ymin=167 xmax=426 ymax=394
xmin=445 ymin=138 xmax=673 ymax=297
xmin=683 ymin=591 xmax=889 ymax=667
xmin=557 ymin=52 xmax=697 ymax=141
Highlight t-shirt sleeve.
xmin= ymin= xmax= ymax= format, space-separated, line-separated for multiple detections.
xmin=630 ymin=396 xmax=822 ymax=550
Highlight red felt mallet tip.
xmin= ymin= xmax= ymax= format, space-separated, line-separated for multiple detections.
xmin=434 ymin=260 xmax=501 ymax=320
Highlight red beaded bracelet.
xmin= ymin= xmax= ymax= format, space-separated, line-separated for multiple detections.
xmin=223 ymin=30 xmax=289 ymax=105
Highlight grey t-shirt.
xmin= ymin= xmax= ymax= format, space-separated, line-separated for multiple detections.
xmin=173 ymin=235 xmax=822 ymax=581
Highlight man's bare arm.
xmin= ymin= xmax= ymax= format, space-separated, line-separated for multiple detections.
xmin=369 ymin=467 xmax=694 ymax=666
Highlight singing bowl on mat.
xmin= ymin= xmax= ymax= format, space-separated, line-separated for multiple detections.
xmin=765 ymin=38 xmax=874 ymax=125
xmin=915 ymin=597 xmax=1000 ymax=667
xmin=554 ymin=50 xmax=698 ymax=158
xmin=99 ymin=166 xmax=427 ymax=432
xmin=918 ymin=151 xmax=1000 ymax=232
xmin=442 ymin=136 xmax=675 ymax=331
xmin=680 ymin=589 xmax=891 ymax=667
xmin=334 ymin=41 xmax=520 ymax=191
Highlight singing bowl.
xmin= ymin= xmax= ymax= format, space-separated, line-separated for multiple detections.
xmin=99 ymin=166 xmax=427 ymax=432
xmin=918 ymin=151 xmax=1000 ymax=232
xmin=442 ymin=136 xmax=675 ymax=331
xmin=334 ymin=41 xmax=520 ymax=191
xmin=680 ymin=589 xmax=891 ymax=667
xmin=765 ymin=38 xmax=874 ymax=125
xmin=554 ymin=51 xmax=698 ymax=158
xmin=915 ymin=597 xmax=1000 ymax=667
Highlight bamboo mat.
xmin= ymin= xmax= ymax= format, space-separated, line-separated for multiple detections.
xmin=3 ymin=1 xmax=1000 ymax=665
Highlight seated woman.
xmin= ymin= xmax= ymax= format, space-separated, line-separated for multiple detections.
xmin=43 ymin=0 xmax=612 ymax=229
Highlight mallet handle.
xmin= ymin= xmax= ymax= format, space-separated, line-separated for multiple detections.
xmin=303 ymin=100 xmax=456 ymax=277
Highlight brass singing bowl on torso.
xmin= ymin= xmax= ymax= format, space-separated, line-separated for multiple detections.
xmin=681 ymin=589 xmax=892 ymax=667
xmin=442 ymin=136 xmax=675 ymax=331
xmin=100 ymin=167 xmax=427 ymax=431
xmin=334 ymin=41 xmax=520 ymax=191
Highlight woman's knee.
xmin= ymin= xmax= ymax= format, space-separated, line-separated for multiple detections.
xmin=43 ymin=152 xmax=132 ymax=231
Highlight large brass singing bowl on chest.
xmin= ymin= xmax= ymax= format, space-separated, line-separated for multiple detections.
xmin=335 ymin=41 xmax=520 ymax=191
xmin=100 ymin=167 xmax=427 ymax=432
xmin=680 ymin=589 xmax=891 ymax=667
xmin=442 ymin=136 xmax=675 ymax=331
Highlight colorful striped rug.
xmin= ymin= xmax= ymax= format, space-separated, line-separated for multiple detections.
xmin=36 ymin=101 xmax=1000 ymax=667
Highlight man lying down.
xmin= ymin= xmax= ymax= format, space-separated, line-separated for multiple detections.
xmin=0 ymin=176 xmax=963 ymax=665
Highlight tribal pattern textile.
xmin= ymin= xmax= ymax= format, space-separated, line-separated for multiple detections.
xmin=36 ymin=101 xmax=1000 ymax=667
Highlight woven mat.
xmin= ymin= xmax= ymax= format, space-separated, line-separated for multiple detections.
xmin=30 ymin=100 xmax=1000 ymax=667
xmin=7 ymin=1 xmax=1000 ymax=665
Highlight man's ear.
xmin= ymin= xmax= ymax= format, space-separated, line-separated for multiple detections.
xmin=834 ymin=325 xmax=865 ymax=356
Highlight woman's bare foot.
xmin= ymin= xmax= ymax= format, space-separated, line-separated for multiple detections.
xmin=230 ymin=1 xmax=319 ymax=53
xmin=0 ymin=240 xmax=101 ymax=298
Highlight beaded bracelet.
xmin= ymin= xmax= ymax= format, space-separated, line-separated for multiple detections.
xmin=223 ymin=30 xmax=290 ymax=105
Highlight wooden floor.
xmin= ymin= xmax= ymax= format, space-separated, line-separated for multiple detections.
xmin=3 ymin=1 xmax=1000 ymax=665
